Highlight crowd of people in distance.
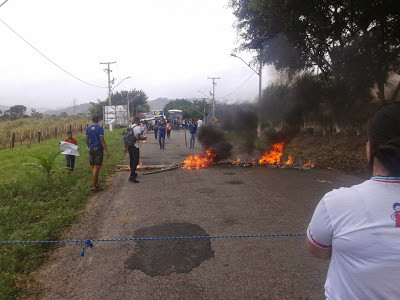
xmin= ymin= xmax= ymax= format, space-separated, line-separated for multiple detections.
xmin=123 ymin=116 xmax=202 ymax=184
xmin=61 ymin=115 xmax=204 ymax=190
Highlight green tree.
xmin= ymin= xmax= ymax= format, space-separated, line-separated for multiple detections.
xmin=30 ymin=108 xmax=43 ymax=119
xmin=89 ymin=99 xmax=107 ymax=119
xmin=4 ymin=105 xmax=27 ymax=120
xmin=88 ymin=89 xmax=149 ymax=120
xmin=164 ymin=99 xmax=211 ymax=120
xmin=230 ymin=0 xmax=400 ymax=102
xmin=111 ymin=89 xmax=149 ymax=116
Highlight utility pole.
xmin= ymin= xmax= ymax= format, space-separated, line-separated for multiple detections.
xmin=257 ymin=48 xmax=262 ymax=137
xmin=207 ymin=76 xmax=220 ymax=118
xmin=72 ymin=98 xmax=78 ymax=115
xmin=100 ymin=61 xmax=116 ymax=105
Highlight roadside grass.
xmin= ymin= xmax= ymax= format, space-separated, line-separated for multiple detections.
xmin=0 ymin=128 xmax=125 ymax=298
xmin=0 ymin=117 xmax=90 ymax=150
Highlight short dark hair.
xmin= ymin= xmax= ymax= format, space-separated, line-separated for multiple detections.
xmin=367 ymin=102 xmax=400 ymax=176
xmin=92 ymin=115 xmax=100 ymax=123
xmin=67 ymin=131 xmax=72 ymax=134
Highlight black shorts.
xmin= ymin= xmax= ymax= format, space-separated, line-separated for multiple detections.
xmin=89 ymin=147 xmax=104 ymax=168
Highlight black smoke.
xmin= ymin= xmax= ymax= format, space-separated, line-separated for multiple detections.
xmin=215 ymin=103 xmax=258 ymax=153
xmin=197 ymin=125 xmax=232 ymax=161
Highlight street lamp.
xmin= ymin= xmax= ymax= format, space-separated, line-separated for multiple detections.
xmin=197 ymin=90 xmax=211 ymax=99
xmin=111 ymin=76 xmax=131 ymax=93
xmin=127 ymin=94 xmax=140 ymax=122
xmin=197 ymin=91 xmax=213 ymax=124
xmin=230 ymin=51 xmax=263 ymax=136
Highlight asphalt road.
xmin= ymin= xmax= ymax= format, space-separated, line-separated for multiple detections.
xmin=33 ymin=130 xmax=363 ymax=299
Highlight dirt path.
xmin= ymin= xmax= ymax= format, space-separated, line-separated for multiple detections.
xmin=32 ymin=130 xmax=363 ymax=299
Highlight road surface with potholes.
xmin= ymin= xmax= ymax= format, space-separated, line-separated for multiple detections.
xmin=32 ymin=129 xmax=362 ymax=299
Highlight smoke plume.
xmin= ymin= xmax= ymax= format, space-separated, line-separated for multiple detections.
xmin=197 ymin=125 xmax=232 ymax=161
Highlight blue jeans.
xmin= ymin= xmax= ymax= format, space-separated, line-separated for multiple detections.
xmin=159 ymin=133 xmax=165 ymax=149
xmin=190 ymin=133 xmax=196 ymax=148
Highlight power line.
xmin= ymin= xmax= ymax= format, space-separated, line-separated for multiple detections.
xmin=0 ymin=0 xmax=9 ymax=8
xmin=0 ymin=17 xmax=106 ymax=89
xmin=217 ymin=73 xmax=255 ymax=99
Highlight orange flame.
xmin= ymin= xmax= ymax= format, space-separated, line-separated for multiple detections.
xmin=283 ymin=155 xmax=294 ymax=165
xmin=182 ymin=149 xmax=217 ymax=169
xmin=232 ymin=157 xmax=241 ymax=165
xmin=258 ymin=142 xmax=284 ymax=165
xmin=303 ymin=160 xmax=314 ymax=168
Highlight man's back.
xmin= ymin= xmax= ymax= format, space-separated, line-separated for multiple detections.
xmin=86 ymin=124 xmax=104 ymax=148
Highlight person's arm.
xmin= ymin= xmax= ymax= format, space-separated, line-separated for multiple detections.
xmin=136 ymin=133 xmax=147 ymax=141
xmin=306 ymin=238 xmax=332 ymax=260
xmin=306 ymin=199 xmax=333 ymax=260
xmin=100 ymin=136 xmax=109 ymax=159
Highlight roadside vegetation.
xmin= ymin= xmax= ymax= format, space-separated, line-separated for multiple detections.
xmin=0 ymin=128 xmax=125 ymax=298
xmin=0 ymin=117 xmax=91 ymax=150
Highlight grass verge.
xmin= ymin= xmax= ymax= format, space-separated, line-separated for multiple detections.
xmin=0 ymin=128 xmax=125 ymax=298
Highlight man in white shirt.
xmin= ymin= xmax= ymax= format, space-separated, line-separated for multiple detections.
xmin=306 ymin=102 xmax=400 ymax=299
xmin=124 ymin=117 xmax=146 ymax=183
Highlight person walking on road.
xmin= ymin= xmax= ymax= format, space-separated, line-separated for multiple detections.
xmin=306 ymin=102 xmax=400 ymax=299
xmin=153 ymin=119 xmax=158 ymax=139
xmin=189 ymin=119 xmax=197 ymax=149
xmin=157 ymin=116 xmax=167 ymax=149
xmin=166 ymin=120 xmax=172 ymax=138
xmin=124 ymin=117 xmax=147 ymax=183
xmin=85 ymin=115 xmax=109 ymax=192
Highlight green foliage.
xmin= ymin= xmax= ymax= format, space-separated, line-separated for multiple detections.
xmin=27 ymin=152 xmax=66 ymax=181
xmin=1 ymin=105 xmax=28 ymax=121
xmin=230 ymin=0 xmax=400 ymax=101
xmin=88 ymin=89 xmax=150 ymax=119
xmin=0 ymin=129 xmax=126 ymax=298
xmin=30 ymin=108 xmax=43 ymax=119
xmin=164 ymin=99 xmax=211 ymax=120
xmin=112 ymin=89 xmax=150 ymax=115
xmin=89 ymin=99 xmax=106 ymax=119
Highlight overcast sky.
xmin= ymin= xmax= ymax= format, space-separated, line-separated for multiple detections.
xmin=0 ymin=0 xmax=276 ymax=109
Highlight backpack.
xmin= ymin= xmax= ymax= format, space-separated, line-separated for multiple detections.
xmin=123 ymin=125 xmax=137 ymax=148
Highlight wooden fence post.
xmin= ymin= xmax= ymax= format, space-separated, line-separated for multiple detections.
xmin=69 ymin=124 xmax=72 ymax=132
xmin=80 ymin=124 xmax=83 ymax=133
xmin=20 ymin=133 xmax=23 ymax=146
xmin=38 ymin=130 xmax=41 ymax=143
xmin=11 ymin=133 xmax=15 ymax=148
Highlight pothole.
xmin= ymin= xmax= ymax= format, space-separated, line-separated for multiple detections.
xmin=125 ymin=222 xmax=214 ymax=276
xmin=228 ymin=180 xmax=244 ymax=185
xmin=196 ymin=187 xmax=216 ymax=194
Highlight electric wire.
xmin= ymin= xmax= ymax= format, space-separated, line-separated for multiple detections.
xmin=0 ymin=0 xmax=9 ymax=8
xmin=216 ymin=72 xmax=255 ymax=99
xmin=0 ymin=17 xmax=107 ymax=88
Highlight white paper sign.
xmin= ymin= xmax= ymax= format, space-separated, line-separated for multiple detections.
xmin=60 ymin=141 xmax=80 ymax=156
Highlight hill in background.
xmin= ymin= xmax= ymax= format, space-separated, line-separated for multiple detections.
xmin=43 ymin=103 xmax=91 ymax=116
